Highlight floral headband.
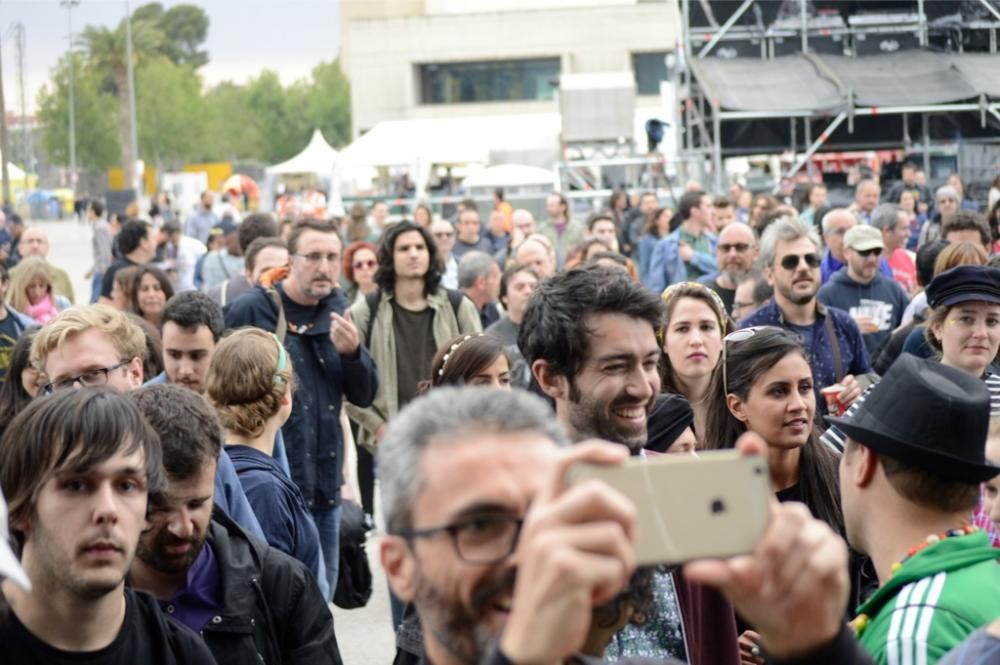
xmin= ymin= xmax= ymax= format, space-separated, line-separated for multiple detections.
xmin=660 ymin=281 xmax=728 ymax=324
xmin=438 ymin=333 xmax=484 ymax=377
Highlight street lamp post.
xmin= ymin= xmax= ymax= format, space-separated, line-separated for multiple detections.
xmin=124 ymin=0 xmax=140 ymax=196
xmin=60 ymin=0 xmax=80 ymax=194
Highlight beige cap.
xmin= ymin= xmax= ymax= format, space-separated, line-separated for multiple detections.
xmin=844 ymin=225 xmax=884 ymax=252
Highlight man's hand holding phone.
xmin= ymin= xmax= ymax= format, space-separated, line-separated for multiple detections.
xmin=684 ymin=433 xmax=851 ymax=661
xmin=500 ymin=441 xmax=636 ymax=665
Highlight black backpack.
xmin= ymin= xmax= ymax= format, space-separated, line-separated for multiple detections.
xmin=363 ymin=288 xmax=467 ymax=346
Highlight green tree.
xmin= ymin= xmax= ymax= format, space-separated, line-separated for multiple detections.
xmin=78 ymin=16 xmax=165 ymax=189
xmin=157 ymin=4 xmax=209 ymax=69
xmin=36 ymin=53 xmax=120 ymax=171
xmin=136 ymin=58 xmax=206 ymax=170
xmin=300 ymin=59 xmax=352 ymax=148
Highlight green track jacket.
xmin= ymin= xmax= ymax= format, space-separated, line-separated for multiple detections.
xmin=856 ymin=532 xmax=1000 ymax=665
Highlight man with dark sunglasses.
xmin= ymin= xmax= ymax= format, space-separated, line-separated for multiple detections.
xmin=698 ymin=223 xmax=758 ymax=314
xmin=739 ymin=217 xmax=870 ymax=415
xmin=819 ymin=225 xmax=909 ymax=358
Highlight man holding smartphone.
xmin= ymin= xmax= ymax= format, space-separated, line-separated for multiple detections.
xmin=520 ymin=264 xmax=738 ymax=663
xmin=378 ymin=387 xmax=874 ymax=665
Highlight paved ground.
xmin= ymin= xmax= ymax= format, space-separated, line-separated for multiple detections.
xmin=41 ymin=218 xmax=399 ymax=664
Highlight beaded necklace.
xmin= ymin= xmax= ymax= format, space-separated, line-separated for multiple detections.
xmin=851 ymin=524 xmax=977 ymax=636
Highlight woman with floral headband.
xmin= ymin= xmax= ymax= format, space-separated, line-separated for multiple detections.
xmin=417 ymin=333 xmax=512 ymax=394
xmin=658 ymin=281 xmax=732 ymax=443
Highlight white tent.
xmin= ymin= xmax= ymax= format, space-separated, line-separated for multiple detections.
xmin=462 ymin=164 xmax=557 ymax=190
xmin=339 ymin=113 xmax=561 ymax=168
xmin=266 ymin=129 xmax=340 ymax=176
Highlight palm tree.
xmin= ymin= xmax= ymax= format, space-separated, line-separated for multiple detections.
xmin=77 ymin=16 xmax=163 ymax=191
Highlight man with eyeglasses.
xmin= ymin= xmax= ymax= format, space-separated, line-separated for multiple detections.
xmin=740 ymin=217 xmax=870 ymax=415
xmin=31 ymin=303 xmax=266 ymax=541
xmin=379 ymin=386 xmax=878 ymax=665
xmin=430 ymin=218 xmax=459 ymax=288
xmin=225 ymin=217 xmax=379 ymax=603
xmin=698 ymin=223 xmax=758 ymax=314
xmin=819 ymin=226 xmax=909 ymax=358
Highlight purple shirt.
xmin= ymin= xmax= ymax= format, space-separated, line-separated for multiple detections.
xmin=157 ymin=542 xmax=222 ymax=632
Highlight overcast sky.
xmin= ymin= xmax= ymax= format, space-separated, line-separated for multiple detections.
xmin=1 ymin=0 xmax=342 ymax=113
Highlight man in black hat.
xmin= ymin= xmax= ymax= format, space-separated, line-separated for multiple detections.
xmin=830 ymin=354 xmax=1000 ymax=664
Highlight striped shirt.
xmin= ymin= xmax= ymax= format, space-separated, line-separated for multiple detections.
xmin=821 ymin=372 xmax=1000 ymax=454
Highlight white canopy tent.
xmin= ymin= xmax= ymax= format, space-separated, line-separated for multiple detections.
xmin=462 ymin=164 xmax=557 ymax=190
xmin=340 ymin=113 xmax=561 ymax=167
xmin=266 ymin=128 xmax=340 ymax=176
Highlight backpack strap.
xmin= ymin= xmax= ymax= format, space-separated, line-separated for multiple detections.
xmin=445 ymin=288 xmax=465 ymax=319
xmin=267 ymin=287 xmax=287 ymax=344
xmin=823 ymin=311 xmax=844 ymax=383
xmin=364 ymin=290 xmax=382 ymax=346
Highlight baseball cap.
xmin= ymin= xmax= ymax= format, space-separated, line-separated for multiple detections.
xmin=844 ymin=225 xmax=884 ymax=252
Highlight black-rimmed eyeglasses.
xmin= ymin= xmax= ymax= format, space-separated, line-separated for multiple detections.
xmin=396 ymin=514 xmax=523 ymax=565
xmin=41 ymin=359 xmax=131 ymax=395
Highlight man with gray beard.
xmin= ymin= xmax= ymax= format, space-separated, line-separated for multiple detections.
xmin=697 ymin=223 xmax=758 ymax=314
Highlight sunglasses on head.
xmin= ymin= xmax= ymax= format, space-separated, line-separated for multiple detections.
xmin=779 ymin=253 xmax=821 ymax=271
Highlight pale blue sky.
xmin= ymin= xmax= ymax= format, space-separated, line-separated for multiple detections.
xmin=1 ymin=0 xmax=342 ymax=112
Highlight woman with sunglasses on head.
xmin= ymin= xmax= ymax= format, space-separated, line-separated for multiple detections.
xmin=704 ymin=326 xmax=871 ymax=665
xmin=342 ymin=241 xmax=379 ymax=306
xmin=205 ymin=327 xmax=327 ymax=597
xmin=659 ymin=282 xmax=731 ymax=443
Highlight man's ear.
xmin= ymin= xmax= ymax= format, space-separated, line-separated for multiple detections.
xmin=532 ymin=359 xmax=569 ymax=401
xmin=854 ymin=443 xmax=879 ymax=488
xmin=764 ymin=265 xmax=775 ymax=287
xmin=128 ymin=357 xmax=145 ymax=389
xmin=381 ymin=535 xmax=417 ymax=603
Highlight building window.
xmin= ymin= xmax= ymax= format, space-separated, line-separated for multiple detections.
xmin=419 ymin=58 xmax=560 ymax=104
xmin=633 ymin=52 xmax=669 ymax=96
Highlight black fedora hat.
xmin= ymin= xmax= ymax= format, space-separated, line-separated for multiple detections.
xmin=826 ymin=354 xmax=999 ymax=482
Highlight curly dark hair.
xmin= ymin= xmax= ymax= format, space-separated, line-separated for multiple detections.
xmin=374 ymin=221 xmax=443 ymax=296
xmin=519 ymin=264 xmax=665 ymax=384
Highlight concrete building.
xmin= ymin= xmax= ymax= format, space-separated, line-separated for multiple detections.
xmin=341 ymin=0 xmax=678 ymax=142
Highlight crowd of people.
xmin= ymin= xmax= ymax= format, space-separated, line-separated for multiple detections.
xmin=0 ymin=162 xmax=1000 ymax=665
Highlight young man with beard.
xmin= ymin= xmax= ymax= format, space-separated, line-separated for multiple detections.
xmin=739 ymin=217 xmax=870 ymax=415
xmin=378 ymin=386 xmax=877 ymax=665
xmin=0 ymin=388 xmax=215 ymax=664
xmin=347 ymin=220 xmax=480 ymax=453
xmin=128 ymin=384 xmax=343 ymax=665
xmin=519 ymin=264 xmax=739 ymax=664
xmin=818 ymin=226 xmax=908 ymax=358
xmin=698 ymin=222 xmax=758 ymax=314
xmin=225 ymin=218 xmax=379 ymax=600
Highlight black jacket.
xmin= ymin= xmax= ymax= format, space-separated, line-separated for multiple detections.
xmin=224 ymin=282 xmax=379 ymax=509
xmin=201 ymin=511 xmax=343 ymax=665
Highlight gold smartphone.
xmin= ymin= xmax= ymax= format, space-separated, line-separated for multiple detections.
xmin=565 ymin=450 xmax=771 ymax=566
